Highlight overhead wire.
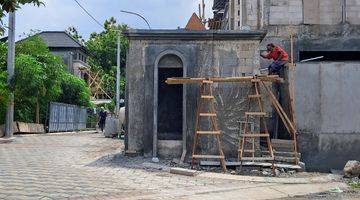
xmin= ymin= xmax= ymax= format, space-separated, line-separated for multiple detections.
xmin=73 ymin=0 xmax=104 ymax=29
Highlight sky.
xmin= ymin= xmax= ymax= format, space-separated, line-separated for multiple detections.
xmin=7 ymin=0 xmax=214 ymax=40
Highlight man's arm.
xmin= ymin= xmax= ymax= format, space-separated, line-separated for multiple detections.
xmin=276 ymin=53 xmax=283 ymax=61
xmin=260 ymin=51 xmax=269 ymax=59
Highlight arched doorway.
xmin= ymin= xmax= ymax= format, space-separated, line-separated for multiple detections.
xmin=157 ymin=54 xmax=183 ymax=140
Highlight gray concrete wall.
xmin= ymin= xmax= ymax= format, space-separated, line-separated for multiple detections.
xmin=294 ymin=62 xmax=360 ymax=171
xmin=303 ymin=0 xmax=342 ymax=25
xmin=125 ymin=30 xmax=266 ymax=158
xmin=347 ymin=0 xmax=360 ymax=25
xmin=269 ymin=0 xmax=303 ymax=25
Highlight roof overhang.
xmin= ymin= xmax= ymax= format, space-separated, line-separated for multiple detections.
xmin=123 ymin=29 xmax=267 ymax=41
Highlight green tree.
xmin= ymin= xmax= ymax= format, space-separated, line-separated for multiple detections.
xmin=0 ymin=40 xmax=8 ymax=123
xmin=14 ymin=35 xmax=66 ymax=122
xmin=58 ymin=72 xmax=90 ymax=107
xmin=86 ymin=17 xmax=129 ymax=72
xmin=66 ymin=26 xmax=85 ymax=45
xmin=85 ymin=17 xmax=128 ymax=100
xmin=0 ymin=70 xmax=8 ymax=124
xmin=13 ymin=54 xmax=46 ymax=122
xmin=0 ymin=35 xmax=91 ymax=123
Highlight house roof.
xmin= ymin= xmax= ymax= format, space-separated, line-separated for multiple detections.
xmin=17 ymin=31 xmax=90 ymax=55
xmin=185 ymin=13 xmax=206 ymax=31
xmin=38 ymin=31 xmax=83 ymax=48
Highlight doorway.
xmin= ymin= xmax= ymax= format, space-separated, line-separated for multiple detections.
xmin=157 ymin=54 xmax=183 ymax=140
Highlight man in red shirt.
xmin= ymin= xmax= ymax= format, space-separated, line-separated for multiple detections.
xmin=261 ymin=43 xmax=289 ymax=75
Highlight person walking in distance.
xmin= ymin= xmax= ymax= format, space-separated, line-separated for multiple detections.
xmin=261 ymin=43 xmax=289 ymax=75
xmin=98 ymin=107 xmax=107 ymax=132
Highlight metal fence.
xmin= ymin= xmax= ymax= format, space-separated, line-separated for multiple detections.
xmin=48 ymin=102 xmax=87 ymax=132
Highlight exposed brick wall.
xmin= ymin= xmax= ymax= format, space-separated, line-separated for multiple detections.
xmin=245 ymin=0 xmax=260 ymax=28
xmin=346 ymin=0 xmax=360 ymax=24
xmin=319 ymin=0 xmax=342 ymax=24
xmin=269 ymin=0 xmax=303 ymax=25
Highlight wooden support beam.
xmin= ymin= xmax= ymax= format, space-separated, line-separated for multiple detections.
xmin=260 ymin=81 xmax=296 ymax=135
xmin=166 ymin=75 xmax=283 ymax=85
xmin=166 ymin=77 xmax=205 ymax=84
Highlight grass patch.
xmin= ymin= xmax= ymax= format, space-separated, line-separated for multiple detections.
xmin=348 ymin=178 xmax=360 ymax=189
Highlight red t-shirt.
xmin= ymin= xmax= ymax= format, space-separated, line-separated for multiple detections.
xmin=265 ymin=46 xmax=289 ymax=61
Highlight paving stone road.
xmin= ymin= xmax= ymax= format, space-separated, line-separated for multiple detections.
xmin=0 ymin=132 xmax=356 ymax=200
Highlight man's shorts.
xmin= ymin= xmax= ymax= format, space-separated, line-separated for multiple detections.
xmin=268 ymin=60 xmax=288 ymax=75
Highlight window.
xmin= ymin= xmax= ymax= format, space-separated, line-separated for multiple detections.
xmin=238 ymin=10 xmax=240 ymax=16
xmin=238 ymin=21 xmax=240 ymax=27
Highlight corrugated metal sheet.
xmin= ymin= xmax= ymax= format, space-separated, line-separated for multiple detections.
xmin=48 ymin=102 xmax=87 ymax=132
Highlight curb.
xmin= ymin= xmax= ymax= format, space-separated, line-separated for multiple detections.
xmin=0 ymin=137 xmax=15 ymax=144
xmin=197 ymin=172 xmax=343 ymax=184
xmin=16 ymin=130 xmax=98 ymax=137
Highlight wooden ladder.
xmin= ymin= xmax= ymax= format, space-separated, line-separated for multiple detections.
xmin=191 ymin=80 xmax=227 ymax=172
xmin=238 ymin=78 xmax=275 ymax=174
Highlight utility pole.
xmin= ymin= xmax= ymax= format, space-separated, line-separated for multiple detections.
xmin=5 ymin=11 xmax=15 ymax=138
xmin=116 ymin=32 xmax=121 ymax=116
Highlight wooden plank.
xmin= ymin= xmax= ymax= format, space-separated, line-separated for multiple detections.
xmin=200 ymin=161 xmax=302 ymax=170
xmin=166 ymin=77 xmax=205 ymax=84
xmin=274 ymin=156 xmax=298 ymax=163
xmin=210 ymin=75 xmax=283 ymax=83
xmin=238 ymin=149 xmax=255 ymax=153
xmin=17 ymin=122 xmax=44 ymax=134
xmin=202 ymin=80 xmax=213 ymax=84
xmin=245 ymin=112 xmax=266 ymax=116
xmin=166 ymin=75 xmax=284 ymax=85
xmin=248 ymin=94 xmax=262 ymax=98
xmin=170 ymin=168 xmax=198 ymax=176
xmin=196 ymin=131 xmax=221 ymax=135
xmin=193 ymin=155 xmax=225 ymax=159
xmin=201 ymin=95 xmax=215 ymax=99
xmin=272 ymin=139 xmax=295 ymax=148
xmin=240 ymin=134 xmax=270 ymax=137
xmin=240 ymin=157 xmax=274 ymax=161
xmin=262 ymin=151 xmax=301 ymax=158
xmin=199 ymin=113 xmax=216 ymax=117
xmin=272 ymin=139 xmax=294 ymax=145
xmin=261 ymin=81 xmax=296 ymax=135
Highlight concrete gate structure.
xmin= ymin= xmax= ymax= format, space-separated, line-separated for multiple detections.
xmin=124 ymin=29 xmax=268 ymax=160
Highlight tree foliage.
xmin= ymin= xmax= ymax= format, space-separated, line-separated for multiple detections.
xmin=0 ymin=41 xmax=8 ymax=124
xmin=66 ymin=26 xmax=85 ymax=45
xmin=68 ymin=17 xmax=128 ymax=102
xmin=13 ymin=54 xmax=45 ymax=122
xmin=86 ymin=17 xmax=129 ymax=72
xmin=0 ymin=70 xmax=8 ymax=124
xmin=58 ymin=72 xmax=90 ymax=107
xmin=0 ymin=35 xmax=90 ymax=123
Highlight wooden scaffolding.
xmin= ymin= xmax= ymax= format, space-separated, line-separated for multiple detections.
xmin=166 ymin=75 xmax=298 ymax=170
xmin=238 ymin=78 xmax=275 ymax=174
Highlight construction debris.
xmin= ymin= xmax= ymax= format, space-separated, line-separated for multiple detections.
xmin=344 ymin=160 xmax=360 ymax=178
xmin=199 ymin=161 xmax=303 ymax=171
xmin=0 ymin=122 xmax=44 ymax=136
xmin=170 ymin=167 xmax=199 ymax=176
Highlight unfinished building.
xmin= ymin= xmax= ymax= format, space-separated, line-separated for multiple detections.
xmin=210 ymin=0 xmax=360 ymax=171
xmin=123 ymin=30 xmax=272 ymax=159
